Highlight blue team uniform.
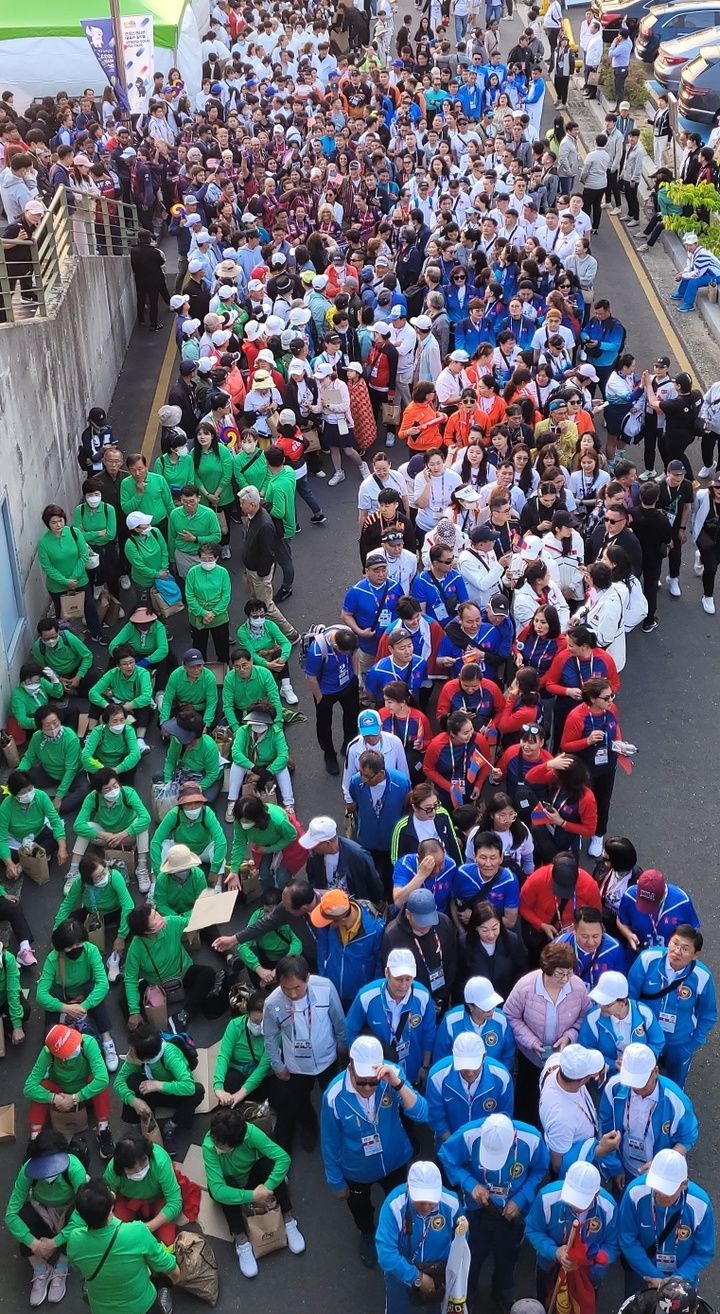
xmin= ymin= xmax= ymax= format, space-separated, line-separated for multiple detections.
xmin=433 ymin=1005 xmax=516 ymax=1069
xmin=617 ymin=884 xmax=700 ymax=951
xmin=627 ymin=948 xmax=717 ymax=1087
xmin=619 ymin=1176 xmax=715 ymax=1285
xmin=578 ymin=1000 xmax=665 ymax=1073
xmin=346 ymin=979 xmax=436 ymax=1083
xmin=392 ymin=853 xmax=457 ymax=916
xmin=426 ymin=1055 xmax=513 ymax=1137
xmin=599 ymin=1073 xmax=698 ymax=1178
xmin=557 ymin=930 xmax=626 ymax=989
xmin=411 ymin=569 xmax=469 ymax=627
xmin=321 ymin=1067 xmax=428 ymax=1189
xmin=342 ymin=577 xmax=404 ymax=654
xmin=526 ymin=1181 xmax=620 ymax=1288
xmin=377 ymin=1183 xmax=462 ymax=1314
xmin=364 ymin=654 xmax=428 ymax=703
xmin=453 ymin=863 xmax=520 ymax=916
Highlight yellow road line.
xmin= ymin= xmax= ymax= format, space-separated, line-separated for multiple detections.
xmin=141 ymin=328 xmax=178 ymax=463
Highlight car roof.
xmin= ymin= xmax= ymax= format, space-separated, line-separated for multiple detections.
xmin=649 ymin=0 xmax=720 ymax=13
xmin=660 ymin=23 xmax=720 ymax=51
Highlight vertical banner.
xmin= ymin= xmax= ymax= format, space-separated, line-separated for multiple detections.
xmin=120 ymin=15 xmax=154 ymax=115
xmin=80 ymin=18 xmax=130 ymax=111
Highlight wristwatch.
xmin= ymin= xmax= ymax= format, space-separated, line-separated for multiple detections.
xmin=394 ymin=1076 xmax=406 ymax=1092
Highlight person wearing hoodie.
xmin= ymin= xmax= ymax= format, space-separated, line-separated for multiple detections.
xmin=0 ymin=151 xmax=39 ymax=223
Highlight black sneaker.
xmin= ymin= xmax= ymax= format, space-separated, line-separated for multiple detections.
xmin=359 ymin=1233 xmax=377 ymax=1268
xmin=642 ymin=619 xmax=658 ymax=634
xmin=310 ymin=513 xmax=327 ymax=524
xmin=324 ymin=752 xmax=339 ymax=776
xmin=274 ymin=585 xmax=293 ymax=603
xmin=162 ymin=1125 xmax=178 ymax=1157
xmin=96 ymin=1127 xmax=115 ymax=1160
xmin=90 ymin=633 xmax=109 ymax=647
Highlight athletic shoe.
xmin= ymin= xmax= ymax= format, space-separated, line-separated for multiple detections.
xmin=324 ymin=752 xmax=339 ymax=776
xmin=225 ymin=804 xmax=236 ymax=823
xmin=359 ymin=1233 xmax=377 ymax=1268
xmin=157 ymin=1289 xmax=173 ymax=1314
xmin=698 ymin=465 xmax=716 ymax=478
xmin=47 ymin=1267 xmax=68 ymax=1304
xmin=96 ymin=1127 xmax=115 ymax=1160
xmin=30 ymin=1266 xmax=53 ymax=1307
xmin=636 ymin=243 xmax=650 ymax=253
xmin=385 ymin=433 xmax=396 ymax=447
xmin=90 ymin=633 xmax=109 ymax=646
xmin=236 ymin=1241 xmax=258 ymax=1278
xmin=136 ymin=866 xmax=151 ymax=894
xmin=359 ymin=462 xmax=371 ymax=479
xmin=587 ymin=835 xmax=603 ymax=859
xmin=328 ymin=470 xmax=345 ymax=486
xmin=162 ymin=1125 xmax=178 ymax=1157
xmin=119 ymin=575 xmax=131 ymax=591
xmin=280 ymin=678 xmax=299 ymax=705
xmin=310 ymin=513 xmax=327 ymax=524
xmin=670 ymin=292 xmax=683 ymax=300
xmin=107 ymin=953 xmax=122 ymax=983
xmin=274 ymin=585 xmax=293 ymax=603
xmin=677 ymin=305 xmax=695 ymax=312
xmin=609 ymin=206 xmax=622 ymax=215
xmin=666 ymin=576 xmax=681 ymax=597
xmin=694 ymin=549 xmax=704 ymax=577
xmin=639 ymin=469 xmax=657 ymax=481
xmin=702 ymin=596 xmax=716 ymax=614
xmin=286 ymin=1219 xmax=306 ymax=1254
xmin=17 ymin=945 xmax=38 ymax=966
xmin=102 ymin=1038 xmax=119 ymax=1072
xmin=314 ymin=469 xmax=326 ymax=478
xmin=642 ymin=619 xmax=658 ymax=633
xmin=63 ymin=869 xmax=79 ymax=895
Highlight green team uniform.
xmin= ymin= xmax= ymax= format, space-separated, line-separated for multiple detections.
xmin=23 ymin=1033 xmax=108 ymax=1103
xmin=66 ymin=1219 xmax=176 ymax=1314
xmin=36 ymin=942 xmax=109 ymax=1016
xmin=88 ymin=666 xmax=153 ymax=710
xmin=124 ymin=529 xmax=169 ymax=587
xmin=108 ymin=621 xmax=169 ymax=665
xmin=233 ymin=447 xmax=270 ymax=497
xmin=120 ymin=472 xmax=174 ymax=526
xmin=37 ymin=526 xmax=89 ymax=592
xmin=194 ymin=445 xmax=234 ymax=508
xmin=167 ymin=504 xmax=221 ymax=561
xmin=81 ymin=722 xmax=141 ymax=774
xmin=32 ymin=630 xmax=94 ymax=680
xmin=212 ymin=1012 xmax=274 ymax=1093
xmin=265 ymin=466 xmax=298 ymax=540
xmin=163 ymin=733 xmax=224 ymax=789
xmin=74 ymin=785 xmax=151 ymax=842
xmin=72 ymin=501 xmax=117 ymax=548
xmin=185 ymin=562 xmax=231 ymax=630
xmin=153 ymin=866 xmax=207 ymax=918
xmin=235 ymin=618 xmax=291 ymax=668
xmin=0 ymin=787 xmax=65 ymax=862
xmin=0 ymin=947 xmax=26 ymax=1027
xmin=234 ymin=906 xmax=302 ymax=974
xmin=164 ymin=666 xmax=218 ymax=725
xmin=222 ymin=665 xmax=282 ymax=730
xmin=19 ymin=727 xmax=82 ymax=800
xmin=153 ymin=451 xmax=195 ymax=496
xmin=54 ymin=868 xmax=135 ymax=940
xmin=202 ymin=1124 xmax=290 ymax=1205
xmin=123 ymin=916 xmax=190 ymax=1016
xmin=229 ymin=805 xmax=296 ymax=872
xmin=114 ymin=1040 xmax=196 ymax=1106
xmin=9 ymin=677 xmax=64 ymax=730
xmin=150 ymin=805 xmax=227 ymax=874
xmin=103 ymin=1143 xmax=180 ymax=1217
xmin=5 ymin=1154 xmax=87 ymax=1249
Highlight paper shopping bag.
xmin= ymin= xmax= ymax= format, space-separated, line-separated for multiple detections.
xmin=60 ymin=592 xmax=85 ymax=622
xmin=0 ymin=1104 xmax=15 ymax=1141
xmin=50 ymin=1104 xmax=89 ymax=1137
xmin=243 ymin=1203 xmax=287 ymax=1258
xmin=140 ymin=1112 xmax=164 ymax=1146
xmin=19 ymin=845 xmax=50 ymax=885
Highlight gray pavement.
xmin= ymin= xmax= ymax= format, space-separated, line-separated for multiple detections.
xmin=2 ymin=23 xmax=719 ymax=1313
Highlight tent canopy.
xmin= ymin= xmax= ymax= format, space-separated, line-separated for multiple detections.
xmin=0 ymin=0 xmax=185 ymax=49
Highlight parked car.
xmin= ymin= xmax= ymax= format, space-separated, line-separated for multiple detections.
xmin=654 ymin=25 xmax=720 ymax=92
xmin=592 ymin=0 xmax=658 ymax=40
xmin=679 ymin=44 xmax=720 ymax=122
xmin=635 ymin=1 xmax=720 ymax=61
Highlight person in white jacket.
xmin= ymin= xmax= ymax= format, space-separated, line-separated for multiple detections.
xmin=541 ymin=512 xmax=586 ymax=603
xmin=512 ymin=559 xmax=571 ymax=632
xmin=458 ymin=525 xmax=507 ymax=608
xmin=691 ymin=478 xmax=720 ymax=613
xmin=575 ymin=561 xmax=626 ymax=669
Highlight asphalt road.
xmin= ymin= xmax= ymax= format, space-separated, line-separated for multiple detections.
xmin=2 ymin=27 xmax=719 ymax=1314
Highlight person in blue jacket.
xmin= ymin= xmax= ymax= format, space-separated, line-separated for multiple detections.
xmin=426 ymin=1031 xmax=513 ymax=1140
xmin=619 ymin=1150 xmax=715 ymax=1294
xmin=579 ymin=971 xmax=665 ymax=1077
xmin=526 ymin=1160 xmax=619 ymax=1304
xmin=433 ymin=976 xmax=515 ymax=1069
xmin=455 ymin=302 xmax=490 ymax=357
xmin=457 ymin=70 xmax=483 ymax=121
xmin=471 ymin=595 xmax=515 ymax=681
xmin=627 ymin=926 xmax=717 ymax=1088
xmin=364 ymin=630 xmax=428 ymax=705
xmin=310 ymin=888 xmax=384 ymax=1007
xmin=617 ymin=871 xmax=700 ymax=957
xmin=453 ymin=830 xmax=520 ymax=928
xmin=345 ymin=948 xmax=436 ymax=1087
xmin=348 ymin=751 xmax=409 ymax=889
xmin=579 ymin=301 xmax=627 ymax=395
xmin=376 ymin=1160 xmax=463 ymax=1314
xmin=341 ymin=553 xmax=404 ymax=689
xmin=599 ymin=1043 xmax=699 ymax=1185
xmin=439 ymin=1112 xmax=550 ymax=1305
xmin=557 ymin=906 xmax=626 ymax=990
xmin=411 ymin=550 xmax=469 ymax=628
xmin=321 ymin=1035 xmax=428 ymax=1269
xmin=559 ymin=1132 xmax=625 ymax=1185
xmin=392 ymin=842 xmax=457 ymax=917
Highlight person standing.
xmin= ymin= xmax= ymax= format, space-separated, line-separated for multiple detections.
xmin=542 ymin=0 xmax=563 ymax=67
xmin=580 ymin=137 xmax=610 ymax=235
xmin=238 ymin=486 xmax=298 ymax=641
xmin=376 ymin=1161 xmax=463 ymax=1314
xmin=609 ymin=28 xmax=633 ymax=109
xmin=583 ymin=20 xmax=604 ymax=99
xmin=619 ymin=1151 xmax=714 ymax=1294
xmin=627 ymin=926 xmax=717 ymax=1088
xmin=691 ymin=477 xmax=720 ymax=614
xmin=620 ymin=130 xmax=644 ymax=229
xmin=129 ymin=230 xmax=170 ymax=333
xmin=651 ymin=94 xmax=672 ymax=169
xmin=630 ymin=483 xmax=673 ymax=633
xmin=525 ymin=1160 xmax=619 ymax=1306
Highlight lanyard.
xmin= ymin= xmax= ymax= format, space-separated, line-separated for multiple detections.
xmin=576 ymin=656 xmax=595 ymax=682
xmin=625 ymin=1091 xmax=656 ymax=1141
xmin=414 ymin=929 xmax=442 ymax=974
xmin=392 ymin=713 xmax=411 ymax=747
xmin=449 ymin=739 xmax=470 ymax=781
xmin=526 ymin=635 xmax=552 ymax=669
xmin=290 ymin=1000 xmax=312 ymax=1043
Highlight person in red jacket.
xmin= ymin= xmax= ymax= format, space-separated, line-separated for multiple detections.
xmin=494 ymin=667 xmax=544 ymax=747
xmin=379 ymin=679 xmax=431 ymax=783
xmin=492 ymin=725 xmax=553 ymax=810
xmin=519 ymin=851 xmax=602 ymax=965
xmin=543 ymin=624 xmax=620 ymax=751
xmin=423 ymin=710 xmax=495 ymax=808
xmin=523 ymin=751 xmax=598 ymax=863
xmin=560 ymin=676 xmax=633 ymax=862
xmin=365 ymin=323 xmax=398 ymax=433
xmin=436 ymin=663 xmax=504 ymax=732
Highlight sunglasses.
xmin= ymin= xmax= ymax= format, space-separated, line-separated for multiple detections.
xmin=354 ymin=1077 xmax=380 ymax=1089
xmin=522 ymin=724 xmax=542 ymax=735
xmin=416 ymin=803 xmax=438 ymax=814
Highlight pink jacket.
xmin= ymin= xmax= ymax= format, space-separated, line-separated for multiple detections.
xmin=503 ymin=970 xmax=590 ymax=1065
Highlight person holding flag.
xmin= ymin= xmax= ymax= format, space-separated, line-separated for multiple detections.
xmin=423 ymin=712 xmax=496 ymax=809
xmin=525 ymin=1159 xmax=619 ymax=1310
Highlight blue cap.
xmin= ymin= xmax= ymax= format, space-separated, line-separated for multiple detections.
xmin=358 ymin=709 xmax=382 ymax=734
xmin=26 ymin=1153 xmax=70 ymax=1181
xmin=211 ymin=82 xmax=223 ymax=93
xmin=407 ymin=888 xmax=440 ymax=926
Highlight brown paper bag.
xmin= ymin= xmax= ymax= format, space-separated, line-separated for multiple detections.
xmin=143 ymin=986 xmax=168 ymax=1031
xmin=84 ymin=912 xmax=105 ymax=951
xmin=303 ymin=427 xmax=321 ymax=454
xmin=206 ymin=663 xmax=227 ymax=686
xmin=60 ymin=592 xmax=85 ymax=622
xmin=382 ymin=402 xmax=402 ymax=426
xmin=150 ymin=586 xmax=185 ymax=620
xmin=0 ymin=1104 xmax=15 ymax=1141
xmin=104 ymin=847 xmax=136 ymax=879
xmin=216 ymin=510 xmax=228 ymax=535
xmin=239 ymin=861 xmax=261 ymax=902
xmin=50 ymin=1104 xmax=89 ymax=1137
xmin=0 ymin=731 xmax=19 ymax=769
xmin=19 ymin=845 xmax=50 ymax=885
xmin=243 ymin=1203 xmax=287 ymax=1258
xmin=96 ymin=587 xmax=121 ymax=627
xmin=140 ymin=1112 xmax=164 ymax=1146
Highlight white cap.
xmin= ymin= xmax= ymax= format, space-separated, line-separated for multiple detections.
xmin=450 ymin=349 xmax=470 ymax=362
xmin=185 ymin=213 xmax=203 ymax=227
xmin=452 ymin=1031 xmax=485 ymax=1069
xmin=255 ymin=348 xmax=275 ymax=365
xmin=248 ymin=279 xmax=264 ymax=293
xmin=411 ymin=314 xmax=433 ymax=331
xmin=182 ymin=318 xmax=201 ymax=336
xmin=346 ymin=360 xmax=363 ymax=373
xmin=313 ymin=274 xmax=329 ymax=290
xmin=217 ymin=284 xmax=236 ymax=299
xmin=519 ymin=534 xmax=543 ymax=562
xmin=195 ymin=230 xmax=211 ymax=244
xmin=350 ymin=1035 xmax=384 ymax=1077
xmin=577 ymin=362 xmax=599 ymax=383
xmin=288 ymin=360 xmax=307 ymax=377
xmin=589 ymin=971 xmax=628 ymax=1007
xmin=188 ymin=257 xmax=205 ymax=274
xmin=387 ymin=948 xmax=417 ymax=979
xmin=465 ymin=977 xmax=503 ymax=1010
xmin=126 ymin=511 xmax=153 ymax=530
xmin=279 ymin=408 xmax=296 ymax=427
xmin=407 ymin=1161 xmax=443 ymax=1204
xmin=298 ymin=816 xmax=338 ymax=849
xmin=682 ymin=232 xmax=698 ymax=246
xmin=170 ymin=293 xmax=189 ymax=310
xmin=373 ymin=321 xmax=391 ymax=336
xmin=196 ymin=358 xmax=214 ymax=374
xmin=559 ymin=1045 xmax=605 ymax=1081
xmin=478 ymin=1113 xmax=515 ymax=1170
xmin=455 ymin=484 xmax=483 ymax=505
xmin=314 ymin=362 xmax=334 ymax=379
xmin=212 ymin=329 xmax=231 ymax=346
xmin=646 ymin=1149 xmax=688 ymax=1195
xmin=618 ymin=1042 xmax=657 ymax=1089
xmin=561 ymin=1161 xmax=601 ymax=1211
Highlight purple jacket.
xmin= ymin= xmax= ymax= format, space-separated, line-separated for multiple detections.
xmin=503 ymin=970 xmax=590 ymax=1065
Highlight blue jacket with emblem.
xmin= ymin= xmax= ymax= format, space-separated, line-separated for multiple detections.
xmin=599 ymin=1073 xmax=699 ymax=1175
xmin=433 ymin=1004 xmax=516 ymax=1069
xmin=345 ymin=979 xmax=436 ymax=1084
xmin=619 ymin=1176 xmax=715 ymax=1283
xmin=439 ymin=1117 xmax=549 ymax=1212
xmin=578 ymin=1000 xmax=665 ymax=1071
xmin=376 ymin=1184 xmax=461 ymax=1287
xmin=426 ymin=1055 xmax=513 ymax=1137
xmin=627 ymin=948 xmax=717 ymax=1057
xmin=526 ymin=1181 xmax=620 ymax=1284
xmin=321 ymin=1067 xmax=428 ymax=1188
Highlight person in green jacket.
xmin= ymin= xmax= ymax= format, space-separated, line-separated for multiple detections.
xmin=185 ymin=543 xmax=232 ymax=662
xmin=233 ymin=887 xmax=303 ymax=987
xmin=0 ymin=940 xmax=30 ymax=1041
xmin=108 ymin=608 xmax=170 ymax=690
xmin=24 ymin=1024 xmax=114 ymax=1158
xmin=124 ymin=513 xmax=171 ymax=597
xmin=163 ymin=647 xmax=218 ymax=726
xmin=104 ymin=1134 xmax=181 ymax=1250
xmin=213 ymin=988 xmax=277 ymax=1103
xmin=226 ymin=704 xmax=293 ymax=819
xmin=154 ymin=428 xmax=195 ymax=501
xmin=54 ymin=851 xmax=135 ymax=966
xmin=19 ymin=705 xmax=85 ymax=812
xmin=0 ymin=770 xmax=67 ymax=882
xmin=73 ymin=479 xmax=122 ymax=601
xmin=203 ymin=1105 xmax=305 ymax=1277
xmin=82 ymin=705 xmax=142 ymax=781
xmin=233 ymin=430 xmax=270 ymax=499
xmin=167 ymin=484 xmax=221 ymax=578
xmin=226 ymin=795 xmax=298 ymax=892
xmin=5 ymin=1128 xmax=87 ymax=1307
xmin=264 ymin=445 xmax=298 ymax=603
xmin=153 ymin=843 xmax=207 ymax=918
xmin=88 ymin=647 xmax=154 ymax=749
xmin=237 ymin=598 xmax=298 ymax=706
xmin=124 ymin=905 xmax=217 ymax=1029
xmin=150 ymin=782 xmax=227 ymax=879
xmin=114 ymin=1023 xmax=204 ymax=1156
xmin=223 ymin=647 xmax=283 ymax=731
xmin=9 ymin=659 xmax=65 ymax=732
xmin=32 ymin=617 xmax=96 ymax=698
xmin=70 ymin=770 xmax=151 ymax=893
xmin=66 ymin=1179 xmax=177 ymax=1314
xmin=192 ymin=423 xmax=235 ymax=553
xmin=163 ymin=708 xmax=225 ymax=802
xmin=120 ymin=453 xmax=174 ymax=528
xmin=37 ymin=503 xmax=105 ymax=643
xmin=37 ymin=918 xmax=118 ymax=1070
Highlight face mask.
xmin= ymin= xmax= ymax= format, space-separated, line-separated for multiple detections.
xmin=104 ymin=787 xmax=121 ymax=802
xmin=86 ymin=494 xmax=102 ymax=507
xmin=18 ymin=790 xmax=35 ymax=805
xmin=94 ymin=873 xmax=110 ymax=888
xmin=152 ymin=915 xmax=166 ymax=932
xmin=241 ymin=442 xmax=257 ymax=453
xmin=44 ymin=637 xmax=59 ymax=648
xmin=251 ymin=726 xmax=268 ymax=738
xmin=183 ymin=806 xmax=203 ymax=821
xmin=108 ymin=723 xmax=125 ymax=734
xmin=173 ymin=870 xmax=191 ymax=885
xmin=240 ymin=820 xmax=254 ymax=830
xmin=65 ymin=946 xmax=84 ymax=961
xmin=127 ymin=1164 xmax=151 ymax=1182
xmin=24 ymin=682 xmax=41 ymax=694
xmin=247 ymin=1020 xmax=263 ymax=1036
xmin=175 ymin=445 xmax=189 ymax=457
xmin=46 ymin=727 xmax=63 ymax=740
xmin=248 ymin=616 xmax=265 ymax=631
xmin=200 ymin=560 xmax=216 ymax=571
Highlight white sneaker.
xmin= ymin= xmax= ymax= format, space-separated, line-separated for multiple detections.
xmin=285 ymin=1218 xmax=306 ymax=1254
xmin=666 ymin=576 xmax=681 ymax=597
xmin=136 ymin=866 xmax=151 ymax=894
xmin=587 ymin=835 xmax=603 ymax=859
xmin=694 ymin=549 xmax=704 ymax=577
xmin=225 ymin=803 xmax=236 ymax=823
xmin=107 ymin=953 xmax=122 ymax=983
xmin=236 ymin=1240 xmax=258 ymax=1278
xmin=63 ymin=868 xmax=79 ymax=895
xmin=698 ymin=465 xmax=716 ymax=478
xmin=280 ymin=678 xmax=299 ymax=705
xmin=385 ymin=433 xmax=396 ymax=447
xmin=119 ymin=575 xmax=131 ymax=592
xmin=314 ymin=469 xmax=326 ymax=478
xmin=154 ymin=691 xmax=164 ymax=715
xmin=359 ymin=461 xmax=371 ymax=479
xmin=328 ymin=470 xmax=345 ymax=487
xmin=702 ymin=596 xmax=716 ymax=614
xmin=102 ymin=1038 xmax=119 ymax=1072
xmin=610 ymin=206 xmax=622 ymax=215
xmin=136 ymin=737 xmax=151 ymax=756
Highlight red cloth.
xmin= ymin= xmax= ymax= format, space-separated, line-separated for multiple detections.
xmin=28 ymin=1080 xmax=111 ymax=1130
xmin=251 ymin=812 xmax=307 ymax=876
xmin=347 ymin=376 xmax=377 ymax=453
xmin=551 ymin=1226 xmax=600 ymax=1314
xmin=495 ymin=697 xmax=543 ymax=737
xmin=494 ymin=743 xmax=552 ymax=780
xmin=519 ymin=863 xmax=602 ymax=932
xmin=173 ymin=1166 xmax=202 ymax=1223
xmin=113 ymin=1194 xmax=176 ymax=1247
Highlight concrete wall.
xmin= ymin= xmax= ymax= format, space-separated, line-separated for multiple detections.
xmin=0 ymin=254 xmax=135 ymax=719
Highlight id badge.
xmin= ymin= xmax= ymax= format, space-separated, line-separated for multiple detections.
xmin=659 ymin=1011 xmax=677 ymax=1034
xmin=656 ymin=1253 xmax=677 ymax=1274
xmin=429 ymin=965 xmax=446 ymax=993
xmin=489 ymin=1185 xmax=509 ymax=1203
xmin=362 ymin=1133 xmax=382 ymax=1157
xmin=293 ymin=1039 xmax=312 ymax=1058
xmin=595 ymin=746 xmax=609 ymax=766
xmin=338 ymin=664 xmax=350 ymax=687
xmin=395 ymin=1037 xmax=410 ymax=1063
xmin=435 ymin=602 xmax=449 ymax=622
xmin=378 ymin=608 xmax=391 ymax=628
xmin=626 ymin=1136 xmax=645 ymax=1155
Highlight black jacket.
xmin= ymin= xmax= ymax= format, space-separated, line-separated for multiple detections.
xmin=396 ymin=243 xmax=423 ymax=291
xmin=391 ymin=807 xmax=463 ymax=867
xmin=182 ymin=276 xmax=211 ymax=323
xmin=242 ymin=506 xmax=278 ymax=578
xmin=168 ymin=377 xmax=199 ymax=440
xmin=234 ymin=904 xmax=318 ymax=969
xmin=382 ymin=909 xmax=457 ymax=1005
xmin=305 ymin=838 xmax=384 ymax=905
xmin=283 ymin=376 xmax=319 ymax=428
xmin=461 ymin=925 xmax=528 ymax=998
xmin=629 ymin=505 xmax=673 ymax=567
xmin=130 ymin=243 xmax=169 ymax=293
xmin=587 ymin=523 xmax=643 ymax=578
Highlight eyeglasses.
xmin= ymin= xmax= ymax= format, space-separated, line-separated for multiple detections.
xmin=522 ymin=724 xmax=542 ymax=735
xmin=416 ymin=803 xmax=438 ymax=815
xmin=553 ymin=968 xmax=575 ymax=980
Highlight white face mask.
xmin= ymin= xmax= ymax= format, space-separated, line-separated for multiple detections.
xmin=175 ymin=445 xmax=189 ymax=457
xmin=108 ymin=723 xmax=125 ymax=735
xmin=247 ymin=1020 xmax=263 ymax=1036
xmin=127 ymin=1164 xmax=151 ymax=1182
xmin=183 ymin=807 xmax=202 ymax=821
xmin=44 ymin=637 xmax=59 ymax=648
xmin=241 ymin=441 xmax=257 ymax=453
xmin=47 ymin=727 xmax=63 ymax=740
xmin=104 ymin=787 xmax=121 ymax=802
xmin=200 ymin=560 xmax=216 ymax=571
xmin=86 ymin=494 xmax=102 ymax=508
xmin=18 ymin=790 xmax=36 ymax=805
xmin=24 ymin=682 xmax=41 ymax=694
xmin=248 ymin=616 xmax=265 ymax=631
xmin=240 ymin=820 xmax=254 ymax=830
xmin=94 ymin=873 xmax=110 ymax=888
xmin=251 ymin=726 xmax=268 ymax=738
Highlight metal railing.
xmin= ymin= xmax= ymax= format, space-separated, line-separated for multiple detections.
xmin=0 ymin=188 xmax=140 ymax=325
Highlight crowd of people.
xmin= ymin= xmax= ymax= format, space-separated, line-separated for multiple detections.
xmin=1 ymin=0 xmax=719 ymax=1313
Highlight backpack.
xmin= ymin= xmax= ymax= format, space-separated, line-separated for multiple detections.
xmin=161 ymin=1030 xmax=199 ymax=1071
xmin=299 ymin=624 xmax=330 ymax=669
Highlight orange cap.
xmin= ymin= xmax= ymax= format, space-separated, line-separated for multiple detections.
xmin=310 ymin=889 xmax=351 ymax=927
xmin=46 ymin=1024 xmax=82 ymax=1061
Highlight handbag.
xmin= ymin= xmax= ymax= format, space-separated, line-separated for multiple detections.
xmin=60 ymin=592 xmax=85 ymax=622
xmin=581 ymin=287 xmax=594 ymax=305
xmin=240 ymin=1098 xmax=274 ymax=1136
xmin=242 ymin=1202 xmax=287 ymax=1258
xmin=216 ymin=509 xmax=228 ymax=535
xmin=144 ymin=939 xmax=185 ymax=1006
xmin=19 ymin=844 xmax=50 ymax=885
xmin=173 ymin=1230 xmax=219 ymax=1306
xmin=151 ymin=779 xmax=180 ymax=824
xmin=409 ymin=1261 xmax=447 ymax=1305
xmin=84 ymin=911 xmax=105 ymax=951
xmin=303 ymin=426 xmax=321 ymax=453
xmin=151 ymin=583 xmax=184 ymax=620
xmin=0 ymin=730 xmax=19 ymax=769
xmin=587 ymin=67 xmax=601 ymax=85
xmin=382 ymin=401 xmax=402 ymax=425
xmin=173 ymin=548 xmax=199 ymax=580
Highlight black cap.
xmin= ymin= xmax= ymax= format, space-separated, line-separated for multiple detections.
xmin=469 ymin=525 xmax=499 ymax=545
xmin=488 ymin=593 xmax=509 ymax=616
xmin=179 ymin=360 xmax=197 ymax=376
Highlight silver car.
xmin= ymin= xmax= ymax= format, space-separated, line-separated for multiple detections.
xmin=654 ymin=23 xmax=720 ymax=92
